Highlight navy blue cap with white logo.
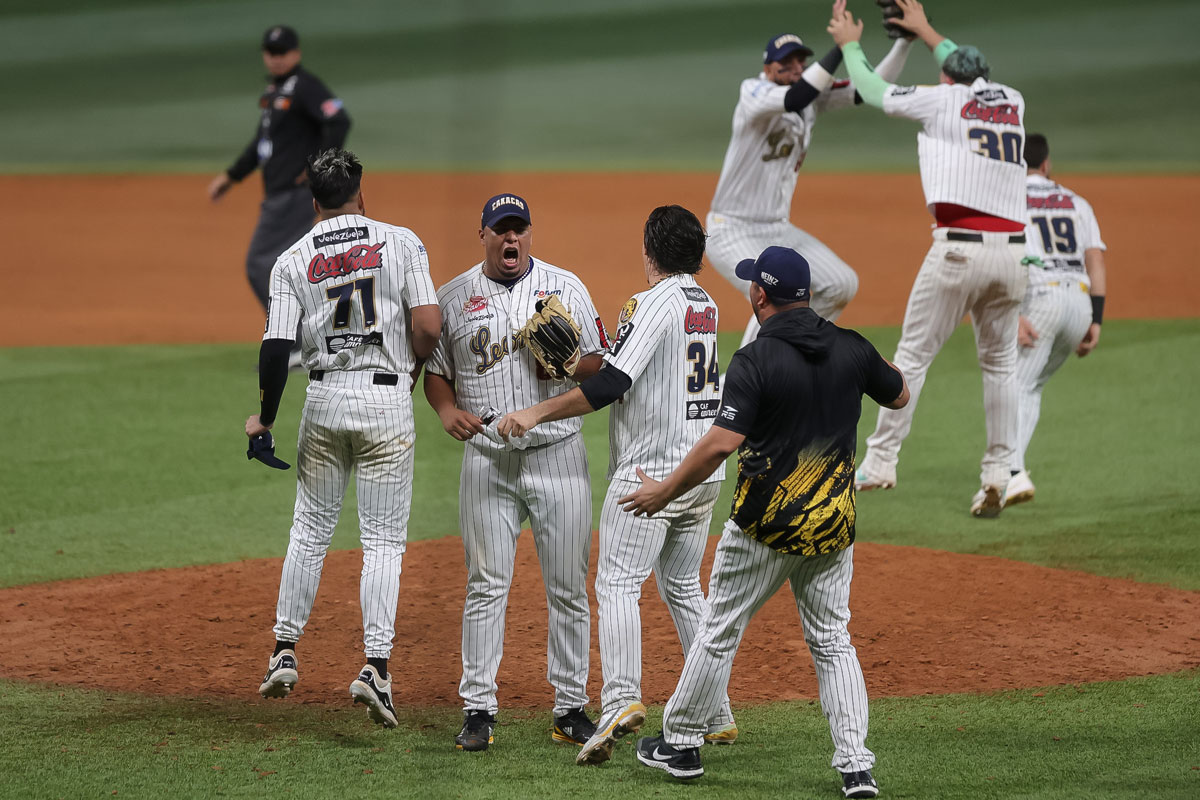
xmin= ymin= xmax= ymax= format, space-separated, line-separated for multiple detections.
xmin=481 ymin=193 xmax=532 ymax=229
xmin=763 ymin=33 xmax=814 ymax=64
xmin=736 ymin=246 xmax=810 ymax=303
xmin=262 ymin=25 xmax=299 ymax=54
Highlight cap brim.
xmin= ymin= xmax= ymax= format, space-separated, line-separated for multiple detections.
xmin=483 ymin=212 xmax=530 ymax=230
xmin=734 ymin=258 xmax=758 ymax=281
xmin=772 ymin=43 xmax=814 ymax=62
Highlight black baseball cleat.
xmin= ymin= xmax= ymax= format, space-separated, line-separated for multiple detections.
xmin=455 ymin=709 xmax=496 ymax=751
xmin=552 ymin=707 xmax=596 ymax=745
xmin=348 ymin=665 xmax=398 ymax=728
xmin=634 ymin=734 xmax=704 ymax=780
xmin=258 ymin=649 xmax=298 ymax=698
xmin=842 ymin=769 xmax=880 ymax=798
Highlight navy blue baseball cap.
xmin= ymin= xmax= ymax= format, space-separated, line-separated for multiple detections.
xmin=481 ymin=193 xmax=531 ymax=230
xmin=763 ymin=33 xmax=814 ymax=64
xmin=736 ymin=246 xmax=810 ymax=303
xmin=262 ymin=25 xmax=299 ymax=54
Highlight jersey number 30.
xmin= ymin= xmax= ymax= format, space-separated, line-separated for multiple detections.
xmin=686 ymin=342 xmax=719 ymax=393
xmin=968 ymin=128 xmax=1023 ymax=164
xmin=326 ymin=277 xmax=377 ymax=329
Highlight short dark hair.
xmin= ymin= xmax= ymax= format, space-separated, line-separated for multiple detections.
xmin=1024 ymin=133 xmax=1049 ymax=170
xmin=643 ymin=205 xmax=705 ymax=275
xmin=307 ymin=148 xmax=362 ymax=209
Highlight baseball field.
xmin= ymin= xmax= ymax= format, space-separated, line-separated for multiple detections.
xmin=2 ymin=1 xmax=1198 ymax=798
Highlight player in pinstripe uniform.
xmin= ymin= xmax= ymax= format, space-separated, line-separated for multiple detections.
xmin=831 ymin=0 xmax=1029 ymax=516
xmin=423 ymin=193 xmax=609 ymax=752
xmin=249 ymin=149 xmax=441 ymax=728
xmin=621 ymin=246 xmax=909 ymax=798
xmin=496 ymin=205 xmax=735 ymax=767
xmin=1006 ymin=134 xmax=1108 ymax=506
xmin=707 ymin=18 xmax=913 ymax=346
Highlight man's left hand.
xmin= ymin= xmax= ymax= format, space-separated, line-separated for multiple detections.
xmin=828 ymin=0 xmax=864 ymax=46
xmin=617 ymin=467 xmax=670 ymax=518
xmin=246 ymin=414 xmax=271 ymax=438
xmin=496 ymin=409 xmax=538 ymax=440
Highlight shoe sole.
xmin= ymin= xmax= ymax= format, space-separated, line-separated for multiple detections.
xmin=635 ymin=749 xmax=703 ymax=780
xmin=349 ymin=681 xmax=398 ymax=729
xmin=1005 ymin=488 xmax=1034 ymax=506
xmin=258 ymin=668 xmax=298 ymax=699
xmin=576 ymin=705 xmax=646 ymax=766
xmin=844 ymin=786 xmax=880 ymax=799
xmin=971 ymin=487 xmax=1004 ymax=518
xmin=702 ymin=728 xmax=738 ymax=745
xmin=455 ymin=736 xmax=493 ymax=752
xmin=854 ymin=480 xmax=894 ymax=492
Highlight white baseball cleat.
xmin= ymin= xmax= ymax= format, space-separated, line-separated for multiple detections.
xmin=1005 ymin=470 xmax=1036 ymax=506
xmin=576 ymin=701 xmax=646 ymax=766
xmin=970 ymin=485 xmax=1004 ymax=518
xmin=258 ymin=649 xmax=298 ymax=698
xmin=854 ymin=466 xmax=896 ymax=492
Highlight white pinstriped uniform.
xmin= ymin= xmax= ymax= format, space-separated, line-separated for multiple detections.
xmin=597 ymin=273 xmax=731 ymax=725
xmin=425 ymin=257 xmax=607 ymax=716
xmin=1014 ymin=175 xmax=1105 ymax=472
xmin=860 ymin=78 xmax=1029 ymax=490
xmin=707 ymin=40 xmax=912 ymax=343
xmin=264 ymin=213 xmax=437 ymax=659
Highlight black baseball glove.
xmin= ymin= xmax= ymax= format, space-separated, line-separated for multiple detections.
xmin=876 ymin=0 xmax=917 ymax=40
xmin=519 ymin=295 xmax=582 ymax=380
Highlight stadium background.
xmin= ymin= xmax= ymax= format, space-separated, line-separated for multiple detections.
xmin=1 ymin=0 xmax=1197 ymax=797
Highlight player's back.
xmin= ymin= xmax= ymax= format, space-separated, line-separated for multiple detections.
xmin=1024 ymin=175 xmax=1105 ymax=288
xmin=885 ymin=77 xmax=1026 ymax=221
xmin=605 ymin=274 xmax=724 ymax=484
xmin=269 ymin=214 xmax=430 ymax=377
xmin=710 ymin=76 xmax=814 ymax=222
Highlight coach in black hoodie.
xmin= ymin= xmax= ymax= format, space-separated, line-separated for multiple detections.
xmin=623 ymin=246 xmax=908 ymax=799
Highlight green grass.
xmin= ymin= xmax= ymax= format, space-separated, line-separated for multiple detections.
xmin=1 ymin=672 xmax=1196 ymax=799
xmin=2 ymin=319 xmax=1198 ymax=589
xmin=2 ymin=0 xmax=1197 ymax=172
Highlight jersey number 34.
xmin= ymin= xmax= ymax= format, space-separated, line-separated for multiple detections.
xmin=686 ymin=341 xmax=720 ymax=394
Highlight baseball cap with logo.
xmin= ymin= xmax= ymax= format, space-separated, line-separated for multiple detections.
xmin=942 ymin=45 xmax=990 ymax=83
xmin=735 ymin=246 xmax=810 ymax=303
xmin=763 ymin=33 xmax=814 ymax=64
xmin=481 ymin=193 xmax=532 ymax=230
xmin=262 ymin=25 xmax=300 ymax=54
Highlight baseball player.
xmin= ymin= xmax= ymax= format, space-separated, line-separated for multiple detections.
xmin=1006 ymin=134 xmax=1108 ymax=505
xmin=621 ymin=247 xmax=908 ymax=798
xmin=250 ymin=149 xmax=441 ymax=729
xmin=496 ymin=205 xmax=736 ymax=766
xmin=707 ymin=11 xmax=914 ymax=346
xmin=209 ymin=25 xmax=351 ymax=336
xmin=423 ymin=193 xmax=608 ymax=752
xmin=831 ymin=0 xmax=1030 ymax=517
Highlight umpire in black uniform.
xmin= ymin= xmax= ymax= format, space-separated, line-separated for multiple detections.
xmin=208 ymin=25 xmax=351 ymax=313
xmin=620 ymin=246 xmax=909 ymax=798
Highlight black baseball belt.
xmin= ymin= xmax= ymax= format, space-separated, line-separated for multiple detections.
xmin=309 ymin=370 xmax=399 ymax=386
xmin=947 ymin=232 xmax=1026 ymax=244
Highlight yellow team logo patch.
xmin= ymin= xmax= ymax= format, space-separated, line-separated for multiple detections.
xmin=619 ymin=297 xmax=638 ymax=325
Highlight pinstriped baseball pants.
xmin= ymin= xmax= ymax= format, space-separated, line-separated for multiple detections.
xmin=706 ymin=212 xmax=859 ymax=346
xmin=596 ymin=480 xmax=732 ymax=726
xmin=1013 ymin=280 xmax=1092 ymax=473
xmin=458 ymin=435 xmax=592 ymax=716
xmin=862 ymin=229 xmax=1027 ymax=489
xmin=662 ymin=522 xmax=873 ymax=773
xmin=273 ymin=380 xmax=415 ymax=660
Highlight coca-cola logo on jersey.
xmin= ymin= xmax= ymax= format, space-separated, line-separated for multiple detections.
xmin=1027 ymin=194 xmax=1076 ymax=210
xmin=307 ymin=242 xmax=385 ymax=283
xmin=684 ymin=306 xmax=716 ymax=334
xmin=960 ymin=99 xmax=1019 ymax=126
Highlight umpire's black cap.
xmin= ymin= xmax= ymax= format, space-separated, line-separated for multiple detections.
xmin=263 ymin=25 xmax=300 ymax=54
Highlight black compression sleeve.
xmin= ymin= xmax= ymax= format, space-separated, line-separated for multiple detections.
xmin=578 ymin=365 xmax=633 ymax=410
xmin=258 ymin=338 xmax=293 ymax=427
xmin=784 ymin=46 xmax=845 ymax=113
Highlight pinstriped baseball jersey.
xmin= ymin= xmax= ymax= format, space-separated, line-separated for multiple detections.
xmin=425 ymin=256 xmax=607 ymax=451
xmin=265 ymin=213 xmax=437 ymax=381
xmin=604 ymin=273 xmax=725 ymax=484
xmin=882 ymin=78 xmax=1027 ymax=222
xmin=1024 ymin=174 xmax=1105 ymax=291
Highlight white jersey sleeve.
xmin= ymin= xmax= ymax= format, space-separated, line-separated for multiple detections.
xmin=393 ymin=230 xmax=438 ymax=308
xmin=264 ymin=252 xmax=304 ymax=341
xmin=884 ymin=79 xmax=1027 ymax=222
xmin=424 ymin=287 xmax=456 ymax=380
xmin=1075 ymin=196 xmax=1106 ymax=252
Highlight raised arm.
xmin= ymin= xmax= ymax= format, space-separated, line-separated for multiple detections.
xmin=828 ymin=5 xmax=891 ymax=108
